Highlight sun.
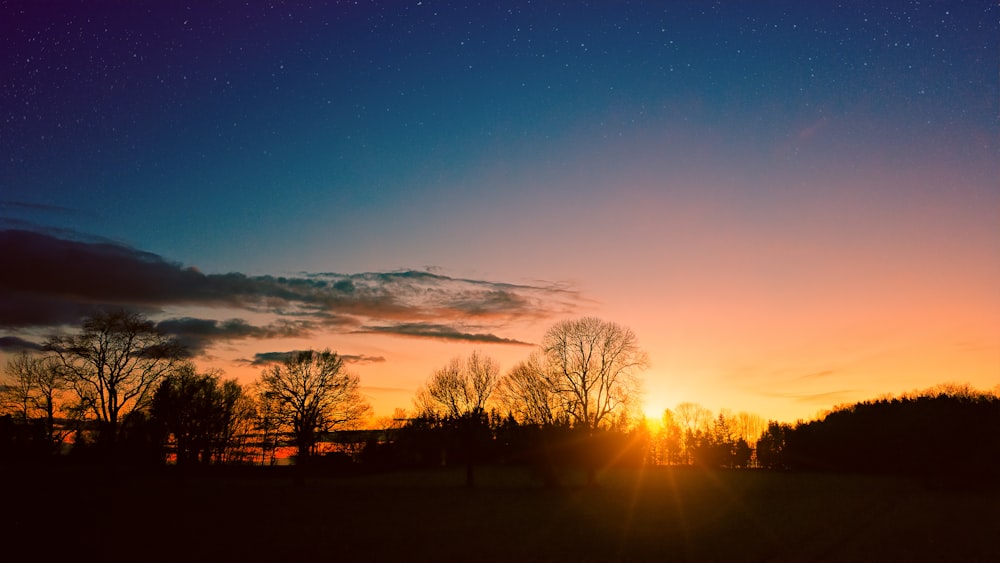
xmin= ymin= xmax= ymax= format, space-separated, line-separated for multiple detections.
xmin=642 ymin=398 xmax=670 ymax=426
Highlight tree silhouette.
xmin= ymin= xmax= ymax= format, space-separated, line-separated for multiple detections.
xmin=755 ymin=421 xmax=791 ymax=470
xmin=151 ymin=365 xmax=255 ymax=466
xmin=650 ymin=408 xmax=684 ymax=465
xmin=778 ymin=385 xmax=1000 ymax=485
xmin=541 ymin=317 xmax=648 ymax=431
xmin=496 ymin=352 xmax=559 ymax=426
xmin=256 ymin=349 xmax=370 ymax=463
xmin=414 ymin=351 xmax=499 ymax=418
xmin=413 ymin=352 xmax=500 ymax=486
xmin=45 ymin=310 xmax=184 ymax=450
xmin=674 ymin=402 xmax=713 ymax=464
xmin=1 ymin=351 xmax=70 ymax=451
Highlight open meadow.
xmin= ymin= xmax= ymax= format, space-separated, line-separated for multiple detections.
xmin=5 ymin=465 xmax=997 ymax=562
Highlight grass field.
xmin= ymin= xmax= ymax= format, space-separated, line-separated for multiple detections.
xmin=5 ymin=465 xmax=997 ymax=561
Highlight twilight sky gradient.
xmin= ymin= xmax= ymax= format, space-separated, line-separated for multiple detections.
xmin=2 ymin=2 xmax=998 ymax=422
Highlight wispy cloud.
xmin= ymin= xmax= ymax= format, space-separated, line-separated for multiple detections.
xmin=792 ymin=369 xmax=837 ymax=381
xmin=358 ymin=322 xmax=534 ymax=345
xmin=242 ymin=350 xmax=388 ymax=367
xmin=758 ymin=389 xmax=861 ymax=406
xmin=0 ymin=200 xmax=77 ymax=215
xmin=343 ymin=354 xmax=388 ymax=365
xmin=0 ymin=336 xmax=43 ymax=351
xmin=156 ymin=317 xmax=311 ymax=356
xmin=242 ymin=351 xmax=303 ymax=366
xmin=0 ymin=227 xmax=578 ymax=355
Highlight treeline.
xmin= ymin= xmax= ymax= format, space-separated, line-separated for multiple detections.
xmin=0 ymin=312 xmax=651 ymax=478
xmin=755 ymin=384 xmax=1000 ymax=484
xmin=647 ymin=403 xmax=766 ymax=469
xmin=2 ymin=310 xmax=998 ymax=488
xmin=0 ymin=310 xmax=370 ymax=466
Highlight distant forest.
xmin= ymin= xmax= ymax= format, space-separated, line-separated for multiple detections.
xmin=2 ymin=310 xmax=998 ymax=488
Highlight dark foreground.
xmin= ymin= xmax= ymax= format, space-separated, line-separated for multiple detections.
xmin=4 ymin=465 xmax=997 ymax=562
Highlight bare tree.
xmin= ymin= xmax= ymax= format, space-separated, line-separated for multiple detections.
xmin=1 ymin=351 xmax=44 ymax=422
xmin=727 ymin=410 xmax=767 ymax=448
xmin=541 ymin=317 xmax=648 ymax=431
xmin=256 ymin=349 xmax=371 ymax=462
xmin=249 ymin=381 xmax=282 ymax=466
xmin=674 ymin=402 xmax=714 ymax=435
xmin=1 ymin=351 xmax=70 ymax=448
xmin=412 ymin=351 xmax=500 ymax=487
xmin=217 ymin=381 xmax=258 ymax=464
xmin=674 ymin=402 xmax=714 ymax=464
xmin=45 ymin=310 xmax=184 ymax=445
xmin=415 ymin=351 xmax=499 ymax=417
xmin=372 ymin=407 xmax=410 ymax=431
xmin=496 ymin=352 xmax=558 ymax=425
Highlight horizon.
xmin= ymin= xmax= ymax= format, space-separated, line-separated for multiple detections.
xmin=2 ymin=2 xmax=998 ymax=424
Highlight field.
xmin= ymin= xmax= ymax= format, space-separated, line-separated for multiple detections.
xmin=5 ymin=465 xmax=997 ymax=562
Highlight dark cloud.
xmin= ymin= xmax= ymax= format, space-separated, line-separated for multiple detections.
xmin=243 ymin=350 xmax=386 ymax=366
xmin=1 ymin=229 xmax=576 ymax=357
xmin=0 ymin=200 xmax=76 ymax=214
xmin=342 ymin=354 xmax=387 ymax=365
xmin=359 ymin=322 xmax=533 ymax=345
xmin=0 ymin=335 xmax=43 ymax=351
xmin=1 ymin=229 xmax=226 ymax=326
xmin=156 ymin=317 xmax=310 ymax=356
xmin=244 ymin=350 xmax=306 ymax=366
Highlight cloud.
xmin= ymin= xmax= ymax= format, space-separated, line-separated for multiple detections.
xmin=244 ymin=351 xmax=307 ymax=366
xmin=792 ymin=390 xmax=860 ymax=405
xmin=793 ymin=369 xmax=837 ymax=381
xmin=0 ymin=230 xmax=576 ymax=326
xmin=358 ymin=322 xmax=533 ymax=345
xmin=0 ymin=336 xmax=43 ymax=351
xmin=758 ymin=388 xmax=861 ymax=406
xmin=243 ymin=350 xmax=387 ymax=366
xmin=0 ymin=200 xmax=76 ymax=215
xmin=0 ymin=229 xmax=578 ymax=333
xmin=342 ymin=354 xmax=387 ymax=365
xmin=156 ymin=317 xmax=311 ymax=356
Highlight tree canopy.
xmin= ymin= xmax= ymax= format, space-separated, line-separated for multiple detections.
xmin=45 ymin=309 xmax=185 ymax=445
xmin=257 ymin=349 xmax=371 ymax=461
xmin=541 ymin=317 xmax=648 ymax=431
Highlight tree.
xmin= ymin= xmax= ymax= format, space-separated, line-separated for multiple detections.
xmin=651 ymin=408 xmax=684 ymax=465
xmin=728 ymin=410 xmax=768 ymax=449
xmin=496 ymin=352 xmax=559 ymax=426
xmin=777 ymin=386 xmax=1000 ymax=483
xmin=256 ymin=349 xmax=370 ymax=463
xmin=1 ymin=351 xmax=69 ymax=453
xmin=755 ymin=421 xmax=790 ymax=469
xmin=414 ymin=351 xmax=499 ymax=417
xmin=674 ymin=402 xmax=714 ymax=435
xmin=45 ymin=310 xmax=184 ymax=447
xmin=249 ymin=381 xmax=283 ymax=466
xmin=674 ymin=402 xmax=713 ymax=464
xmin=2 ymin=352 xmax=62 ymax=422
xmin=542 ymin=317 xmax=648 ymax=431
xmin=151 ymin=365 xmax=255 ymax=466
xmin=413 ymin=351 xmax=500 ymax=487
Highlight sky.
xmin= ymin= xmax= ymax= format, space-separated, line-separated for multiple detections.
xmin=2 ymin=1 xmax=998 ymax=423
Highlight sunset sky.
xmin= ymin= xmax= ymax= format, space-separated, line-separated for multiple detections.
xmin=2 ymin=2 xmax=998 ymax=423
